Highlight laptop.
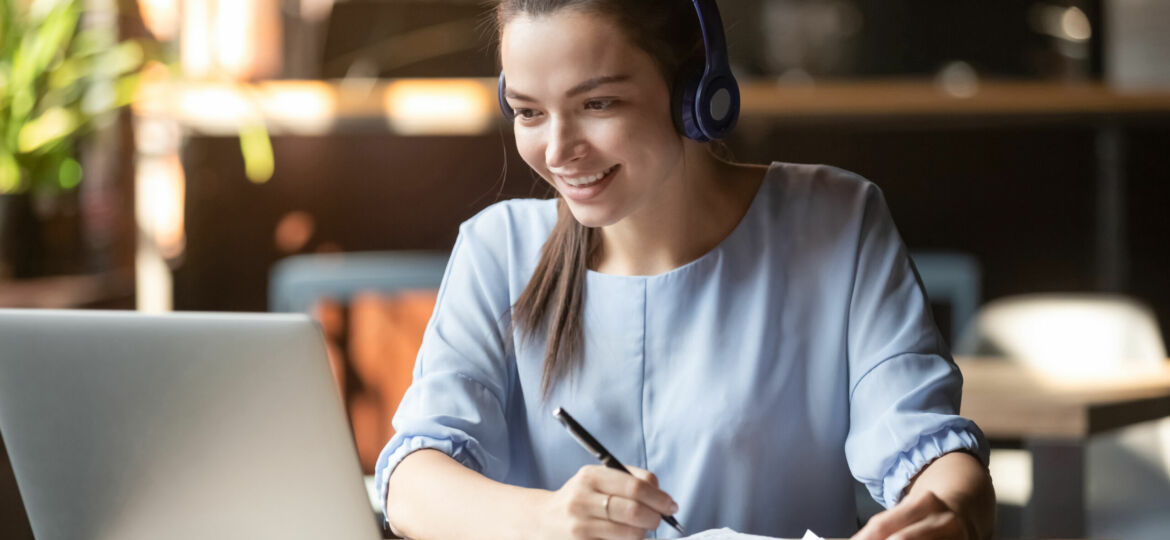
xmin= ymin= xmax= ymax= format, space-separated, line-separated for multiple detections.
xmin=0 ymin=310 xmax=383 ymax=540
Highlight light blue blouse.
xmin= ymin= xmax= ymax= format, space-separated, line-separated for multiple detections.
xmin=374 ymin=162 xmax=989 ymax=538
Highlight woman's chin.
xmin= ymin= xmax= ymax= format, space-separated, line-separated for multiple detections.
xmin=564 ymin=204 xmax=620 ymax=229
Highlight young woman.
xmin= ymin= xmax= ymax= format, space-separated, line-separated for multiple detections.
xmin=374 ymin=1 xmax=995 ymax=538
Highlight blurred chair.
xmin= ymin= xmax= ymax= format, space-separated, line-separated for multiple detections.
xmin=910 ymin=251 xmax=982 ymax=346
xmin=270 ymin=251 xmax=449 ymax=314
xmin=954 ymin=292 xmax=1170 ymax=539
xmin=270 ymin=251 xmax=449 ymax=473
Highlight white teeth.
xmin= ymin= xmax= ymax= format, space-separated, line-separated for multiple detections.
xmin=562 ymin=166 xmax=615 ymax=186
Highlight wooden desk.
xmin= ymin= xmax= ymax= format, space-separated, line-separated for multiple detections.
xmin=957 ymin=356 xmax=1170 ymax=538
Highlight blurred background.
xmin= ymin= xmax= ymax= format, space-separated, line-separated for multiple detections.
xmin=2 ymin=0 xmax=1170 ymax=538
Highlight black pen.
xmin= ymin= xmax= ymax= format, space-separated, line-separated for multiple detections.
xmin=553 ymin=407 xmax=685 ymax=534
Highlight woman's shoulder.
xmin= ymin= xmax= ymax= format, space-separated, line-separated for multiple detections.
xmin=757 ymin=161 xmax=885 ymax=220
xmin=764 ymin=161 xmax=879 ymax=200
xmin=460 ymin=197 xmax=557 ymax=239
xmin=454 ymin=197 xmax=558 ymax=271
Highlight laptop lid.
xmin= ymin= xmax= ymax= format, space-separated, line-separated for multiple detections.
xmin=0 ymin=310 xmax=382 ymax=540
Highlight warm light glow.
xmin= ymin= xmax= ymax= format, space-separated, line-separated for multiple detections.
xmin=1061 ymin=7 xmax=1092 ymax=42
xmin=176 ymin=83 xmax=255 ymax=131
xmin=134 ymin=153 xmax=185 ymax=313
xmin=181 ymin=0 xmax=282 ymax=80
xmin=137 ymin=0 xmax=180 ymax=41
xmin=383 ymin=79 xmax=494 ymax=135
xmin=133 ymin=116 xmax=182 ymax=156
xmin=1030 ymin=4 xmax=1092 ymax=43
xmin=256 ymin=81 xmax=337 ymax=134
xmin=300 ymin=0 xmax=336 ymax=22
xmin=988 ymin=449 xmax=1032 ymax=506
xmin=936 ymin=61 xmax=979 ymax=99
xmin=136 ymin=154 xmax=186 ymax=260
xmin=132 ymin=61 xmax=175 ymax=116
xmin=135 ymin=244 xmax=173 ymax=313
xmin=216 ymin=0 xmax=253 ymax=77
xmin=275 ymin=211 xmax=316 ymax=253
xmin=181 ymin=0 xmax=214 ymax=78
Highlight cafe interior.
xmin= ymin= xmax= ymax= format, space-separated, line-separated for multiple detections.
xmin=2 ymin=0 xmax=1169 ymax=538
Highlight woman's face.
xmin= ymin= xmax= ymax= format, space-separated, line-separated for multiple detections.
xmin=501 ymin=10 xmax=686 ymax=228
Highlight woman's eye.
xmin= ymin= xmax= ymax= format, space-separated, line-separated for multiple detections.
xmin=585 ymin=99 xmax=615 ymax=111
xmin=514 ymin=108 xmax=540 ymax=120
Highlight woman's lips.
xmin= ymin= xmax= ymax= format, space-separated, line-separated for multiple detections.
xmin=557 ymin=165 xmax=619 ymax=202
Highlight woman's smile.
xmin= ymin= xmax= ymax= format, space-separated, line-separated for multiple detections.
xmin=554 ymin=164 xmax=620 ymax=202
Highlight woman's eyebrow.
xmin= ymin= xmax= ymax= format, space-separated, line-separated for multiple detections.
xmin=565 ymin=74 xmax=631 ymax=97
xmin=505 ymin=74 xmax=631 ymax=102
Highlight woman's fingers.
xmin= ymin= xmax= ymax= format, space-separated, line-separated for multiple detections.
xmin=627 ymin=466 xmax=659 ymax=488
xmin=578 ymin=517 xmax=647 ymax=540
xmin=586 ymin=465 xmax=677 ymax=516
xmin=601 ymin=491 xmax=662 ymax=529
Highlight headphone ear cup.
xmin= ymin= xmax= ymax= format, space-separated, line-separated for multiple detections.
xmin=672 ymin=61 xmax=708 ymax=142
xmin=497 ymin=71 xmax=514 ymax=119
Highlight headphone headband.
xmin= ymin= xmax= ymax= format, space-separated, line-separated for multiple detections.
xmin=498 ymin=0 xmax=739 ymax=142
xmin=692 ymin=0 xmax=729 ymax=73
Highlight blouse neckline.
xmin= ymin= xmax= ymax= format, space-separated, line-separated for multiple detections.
xmin=585 ymin=162 xmax=777 ymax=282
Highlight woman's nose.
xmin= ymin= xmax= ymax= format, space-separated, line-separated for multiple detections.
xmin=545 ymin=118 xmax=587 ymax=168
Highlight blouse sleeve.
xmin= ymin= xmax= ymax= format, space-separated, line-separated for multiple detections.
xmin=843 ymin=183 xmax=990 ymax=509
xmin=372 ymin=214 xmax=516 ymax=522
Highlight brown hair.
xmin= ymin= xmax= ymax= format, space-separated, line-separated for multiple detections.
xmin=496 ymin=0 xmax=704 ymax=399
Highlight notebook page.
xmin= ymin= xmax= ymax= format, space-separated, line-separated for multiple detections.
xmin=679 ymin=527 xmax=825 ymax=540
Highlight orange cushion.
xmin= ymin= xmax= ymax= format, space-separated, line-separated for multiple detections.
xmin=314 ymin=290 xmax=437 ymax=473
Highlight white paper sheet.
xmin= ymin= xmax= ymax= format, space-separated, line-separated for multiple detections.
xmin=677 ymin=527 xmax=825 ymax=540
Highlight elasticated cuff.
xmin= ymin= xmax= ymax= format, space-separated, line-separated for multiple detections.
xmin=876 ymin=425 xmax=989 ymax=508
xmin=374 ymin=434 xmax=488 ymax=526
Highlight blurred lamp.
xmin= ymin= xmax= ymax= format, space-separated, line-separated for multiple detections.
xmin=383 ymin=79 xmax=494 ymax=135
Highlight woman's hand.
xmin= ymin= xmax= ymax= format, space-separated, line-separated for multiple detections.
xmin=535 ymin=465 xmax=679 ymax=540
xmin=852 ymin=489 xmax=978 ymax=540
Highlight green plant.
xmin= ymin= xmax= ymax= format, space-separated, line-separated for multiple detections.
xmin=0 ymin=0 xmax=145 ymax=194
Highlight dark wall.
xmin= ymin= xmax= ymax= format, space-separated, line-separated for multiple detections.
xmin=1127 ymin=127 xmax=1170 ymax=340
xmin=730 ymin=124 xmax=1101 ymax=294
xmin=174 ymin=133 xmax=544 ymax=312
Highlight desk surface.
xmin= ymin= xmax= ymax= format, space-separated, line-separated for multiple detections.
xmin=956 ymin=356 xmax=1170 ymax=439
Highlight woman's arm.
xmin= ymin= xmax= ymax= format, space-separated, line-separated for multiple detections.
xmin=853 ymin=451 xmax=995 ymax=540
xmin=387 ymin=449 xmax=544 ymax=540
xmin=387 ymin=449 xmax=678 ymax=540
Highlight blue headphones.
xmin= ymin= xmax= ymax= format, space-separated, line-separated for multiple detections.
xmin=496 ymin=0 xmax=740 ymax=142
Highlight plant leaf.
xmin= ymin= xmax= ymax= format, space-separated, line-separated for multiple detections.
xmin=17 ymin=105 xmax=79 ymax=153
xmin=0 ymin=150 xmax=21 ymax=193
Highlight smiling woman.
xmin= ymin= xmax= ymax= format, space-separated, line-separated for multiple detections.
xmin=374 ymin=2 xmax=996 ymax=540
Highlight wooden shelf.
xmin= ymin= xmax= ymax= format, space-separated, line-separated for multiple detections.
xmin=740 ymin=79 xmax=1170 ymax=119
xmin=136 ymin=78 xmax=1170 ymax=135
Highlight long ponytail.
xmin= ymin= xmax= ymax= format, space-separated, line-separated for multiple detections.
xmin=512 ymin=199 xmax=595 ymax=399
xmin=499 ymin=0 xmax=701 ymax=399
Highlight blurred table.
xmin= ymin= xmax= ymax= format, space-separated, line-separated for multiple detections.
xmin=957 ymin=356 xmax=1170 ymax=538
